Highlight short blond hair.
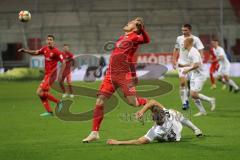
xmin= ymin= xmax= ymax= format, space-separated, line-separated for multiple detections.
xmin=185 ymin=37 xmax=194 ymax=45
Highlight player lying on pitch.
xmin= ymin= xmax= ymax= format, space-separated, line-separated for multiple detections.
xmin=107 ymin=99 xmax=202 ymax=145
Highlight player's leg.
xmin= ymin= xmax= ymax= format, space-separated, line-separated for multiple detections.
xmin=59 ymin=77 xmax=67 ymax=98
xmin=192 ymin=77 xmax=215 ymax=112
xmin=119 ymin=80 xmax=147 ymax=107
xmin=36 ymin=87 xmax=53 ymax=116
xmin=209 ymin=64 xmax=217 ymax=89
xmin=179 ymin=113 xmax=202 ymax=136
xmin=82 ymin=74 xmax=115 ymax=143
xmin=223 ymin=74 xmax=239 ymax=93
xmin=66 ymin=73 xmax=74 ymax=98
xmin=82 ymin=95 xmax=108 ymax=143
xmin=179 ymin=76 xmax=189 ymax=110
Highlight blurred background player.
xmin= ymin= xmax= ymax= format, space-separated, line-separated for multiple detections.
xmin=211 ymin=39 xmax=239 ymax=93
xmin=18 ymin=35 xmax=64 ymax=117
xmin=59 ymin=44 xmax=74 ymax=98
xmin=209 ymin=47 xmax=220 ymax=89
xmin=107 ymin=99 xmax=202 ymax=145
xmin=183 ymin=38 xmax=215 ymax=117
xmin=173 ymin=24 xmax=204 ymax=110
xmin=82 ymin=17 xmax=150 ymax=143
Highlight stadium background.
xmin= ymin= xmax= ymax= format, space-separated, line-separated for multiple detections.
xmin=0 ymin=1 xmax=240 ymax=160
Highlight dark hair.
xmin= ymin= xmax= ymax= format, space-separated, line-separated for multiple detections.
xmin=183 ymin=24 xmax=192 ymax=30
xmin=47 ymin=34 xmax=55 ymax=40
xmin=212 ymin=38 xmax=219 ymax=42
xmin=63 ymin=44 xmax=69 ymax=46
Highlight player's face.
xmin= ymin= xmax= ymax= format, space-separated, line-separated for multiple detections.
xmin=182 ymin=27 xmax=191 ymax=36
xmin=46 ymin=37 xmax=54 ymax=47
xmin=63 ymin=45 xmax=69 ymax=52
xmin=123 ymin=20 xmax=137 ymax=32
xmin=211 ymin=41 xmax=218 ymax=48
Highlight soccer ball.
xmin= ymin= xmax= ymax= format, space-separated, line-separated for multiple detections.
xmin=18 ymin=11 xmax=31 ymax=22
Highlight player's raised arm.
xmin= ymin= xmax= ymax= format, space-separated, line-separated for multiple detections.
xmin=135 ymin=17 xmax=150 ymax=44
xmin=18 ymin=48 xmax=40 ymax=55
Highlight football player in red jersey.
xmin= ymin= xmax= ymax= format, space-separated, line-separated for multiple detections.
xmin=209 ymin=48 xmax=219 ymax=89
xmin=82 ymin=17 xmax=150 ymax=143
xmin=59 ymin=44 xmax=74 ymax=98
xmin=18 ymin=35 xmax=64 ymax=117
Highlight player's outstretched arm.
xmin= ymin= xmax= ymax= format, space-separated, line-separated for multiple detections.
xmin=107 ymin=137 xmax=150 ymax=145
xmin=135 ymin=99 xmax=165 ymax=119
xmin=18 ymin=48 xmax=39 ymax=55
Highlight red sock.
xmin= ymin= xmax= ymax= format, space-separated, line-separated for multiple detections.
xmin=210 ymin=73 xmax=215 ymax=85
xmin=68 ymin=84 xmax=73 ymax=94
xmin=43 ymin=92 xmax=59 ymax=103
xmin=136 ymin=97 xmax=147 ymax=106
xmin=92 ymin=105 xmax=104 ymax=131
xmin=40 ymin=97 xmax=52 ymax=112
xmin=60 ymin=83 xmax=66 ymax=93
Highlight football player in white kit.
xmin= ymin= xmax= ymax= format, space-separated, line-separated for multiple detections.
xmin=211 ymin=39 xmax=239 ymax=93
xmin=107 ymin=99 xmax=202 ymax=145
xmin=173 ymin=24 xmax=204 ymax=110
xmin=182 ymin=38 xmax=216 ymax=117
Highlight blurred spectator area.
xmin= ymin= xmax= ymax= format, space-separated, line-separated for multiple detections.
xmin=0 ymin=0 xmax=240 ymax=68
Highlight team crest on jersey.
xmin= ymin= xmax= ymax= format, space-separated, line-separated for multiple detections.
xmin=50 ymin=52 xmax=53 ymax=57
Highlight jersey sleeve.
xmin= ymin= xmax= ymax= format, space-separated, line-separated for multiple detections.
xmin=38 ymin=47 xmax=45 ymax=55
xmin=174 ymin=37 xmax=180 ymax=49
xmin=132 ymin=30 xmax=150 ymax=44
xmin=218 ymin=48 xmax=226 ymax=56
xmin=195 ymin=37 xmax=204 ymax=50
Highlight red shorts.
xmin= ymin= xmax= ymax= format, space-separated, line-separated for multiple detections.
xmin=39 ymin=73 xmax=57 ymax=91
xmin=210 ymin=63 xmax=219 ymax=74
xmin=98 ymin=72 xmax=136 ymax=98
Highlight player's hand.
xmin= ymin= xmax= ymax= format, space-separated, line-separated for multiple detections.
xmin=18 ymin=48 xmax=26 ymax=53
xmin=135 ymin=110 xmax=144 ymax=119
xmin=107 ymin=139 xmax=120 ymax=145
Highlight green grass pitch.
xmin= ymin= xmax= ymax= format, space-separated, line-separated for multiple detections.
xmin=0 ymin=77 xmax=240 ymax=160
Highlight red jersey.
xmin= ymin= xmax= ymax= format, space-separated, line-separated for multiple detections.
xmin=209 ymin=48 xmax=218 ymax=65
xmin=62 ymin=51 xmax=74 ymax=64
xmin=38 ymin=46 xmax=63 ymax=75
xmin=109 ymin=30 xmax=150 ymax=76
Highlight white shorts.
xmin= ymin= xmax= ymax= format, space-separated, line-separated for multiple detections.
xmin=190 ymin=75 xmax=206 ymax=92
xmin=218 ymin=65 xmax=230 ymax=76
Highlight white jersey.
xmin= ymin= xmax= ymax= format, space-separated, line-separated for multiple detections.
xmin=212 ymin=46 xmax=230 ymax=68
xmin=186 ymin=47 xmax=206 ymax=92
xmin=175 ymin=35 xmax=204 ymax=65
xmin=144 ymin=109 xmax=183 ymax=142
xmin=187 ymin=47 xmax=206 ymax=79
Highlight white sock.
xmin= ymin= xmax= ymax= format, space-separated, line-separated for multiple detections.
xmin=181 ymin=118 xmax=199 ymax=131
xmin=194 ymin=99 xmax=206 ymax=113
xmin=228 ymin=79 xmax=239 ymax=90
xmin=199 ymin=94 xmax=212 ymax=103
xmin=184 ymin=88 xmax=189 ymax=103
xmin=180 ymin=88 xmax=185 ymax=105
